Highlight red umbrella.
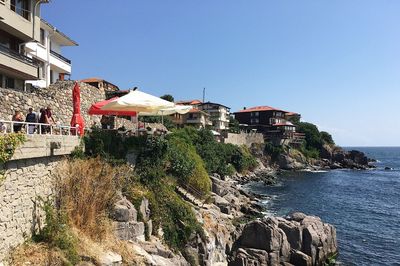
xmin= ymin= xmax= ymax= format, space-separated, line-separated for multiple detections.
xmin=88 ymin=97 xmax=137 ymax=116
xmin=70 ymin=82 xmax=85 ymax=136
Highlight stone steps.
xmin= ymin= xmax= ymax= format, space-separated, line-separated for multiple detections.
xmin=175 ymin=186 xmax=204 ymax=208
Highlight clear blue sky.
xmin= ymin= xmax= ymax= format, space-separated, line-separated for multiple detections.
xmin=42 ymin=1 xmax=400 ymax=146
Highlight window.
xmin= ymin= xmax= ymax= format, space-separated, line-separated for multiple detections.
xmin=40 ymin=29 xmax=45 ymax=46
xmin=50 ymin=70 xmax=54 ymax=84
xmin=11 ymin=0 xmax=30 ymax=20
xmin=6 ymin=77 xmax=15 ymax=89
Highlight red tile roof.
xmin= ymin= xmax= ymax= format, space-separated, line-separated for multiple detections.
xmin=235 ymin=106 xmax=287 ymax=113
xmin=188 ymin=108 xmax=209 ymax=115
xmin=176 ymin=99 xmax=203 ymax=105
xmin=286 ymin=112 xmax=300 ymax=116
xmin=81 ymin=78 xmax=118 ymax=88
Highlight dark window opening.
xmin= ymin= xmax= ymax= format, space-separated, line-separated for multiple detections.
xmin=40 ymin=29 xmax=45 ymax=45
xmin=11 ymin=0 xmax=30 ymax=20
xmin=50 ymin=70 xmax=54 ymax=84
xmin=6 ymin=77 xmax=15 ymax=89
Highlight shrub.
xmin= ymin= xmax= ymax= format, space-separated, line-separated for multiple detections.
xmin=321 ymin=131 xmax=335 ymax=145
xmin=152 ymin=184 xmax=204 ymax=251
xmin=0 ymin=133 xmax=26 ymax=164
xmin=33 ymin=198 xmax=79 ymax=265
xmin=265 ymin=142 xmax=284 ymax=161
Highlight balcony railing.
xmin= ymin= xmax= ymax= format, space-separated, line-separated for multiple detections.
xmin=0 ymin=45 xmax=37 ymax=67
xmin=0 ymin=120 xmax=79 ymax=136
xmin=50 ymin=50 xmax=71 ymax=64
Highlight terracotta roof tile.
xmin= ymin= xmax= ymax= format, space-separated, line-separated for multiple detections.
xmin=235 ymin=106 xmax=287 ymax=113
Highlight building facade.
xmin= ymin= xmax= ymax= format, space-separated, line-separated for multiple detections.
xmin=81 ymin=77 xmax=119 ymax=92
xmin=25 ymin=19 xmax=77 ymax=88
xmin=171 ymin=108 xmax=212 ymax=129
xmin=198 ymin=102 xmax=230 ymax=131
xmin=234 ymin=106 xmax=304 ymax=145
xmin=0 ymin=0 xmax=49 ymax=90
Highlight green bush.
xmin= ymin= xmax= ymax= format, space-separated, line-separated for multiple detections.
xmin=296 ymin=122 xmax=337 ymax=158
xmin=152 ymin=184 xmax=204 ymax=251
xmin=33 ymin=198 xmax=79 ymax=265
xmin=265 ymin=142 xmax=284 ymax=160
xmin=321 ymin=131 xmax=335 ymax=145
xmin=167 ymin=132 xmax=211 ymax=194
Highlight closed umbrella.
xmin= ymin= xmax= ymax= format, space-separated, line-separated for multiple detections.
xmin=70 ymin=82 xmax=85 ymax=136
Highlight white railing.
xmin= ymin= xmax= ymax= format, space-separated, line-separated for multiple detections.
xmin=0 ymin=120 xmax=79 ymax=136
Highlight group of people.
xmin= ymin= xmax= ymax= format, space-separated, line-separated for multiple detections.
xmin=8 ymin=107 xmax=55 ymax=134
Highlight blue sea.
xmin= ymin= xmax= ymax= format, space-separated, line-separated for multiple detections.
xmin=246 ymin=147 xmax=400 ymax=266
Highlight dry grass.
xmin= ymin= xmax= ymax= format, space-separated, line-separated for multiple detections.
xmin=56 ymin=157 xmax=132 ymax=241
xmin=7 ymin=242 xmax=67 ymax=266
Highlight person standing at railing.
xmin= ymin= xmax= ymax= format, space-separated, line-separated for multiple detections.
xmin=25 ymin=108 xmax=38 ymax=134
xmin=39 ymin=108 xmax=49 ymax=134
xmin=12 ymin=111 xmax=24 ymax=133
xmin=46 ymin=107 xmax=55 ymax=124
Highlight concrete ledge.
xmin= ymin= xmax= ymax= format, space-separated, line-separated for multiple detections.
xmin=11 ymin=135 xmax=80 ymax=161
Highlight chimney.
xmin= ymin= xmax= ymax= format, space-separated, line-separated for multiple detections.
xmin=243 ymin=107 xmax=247 ymax=110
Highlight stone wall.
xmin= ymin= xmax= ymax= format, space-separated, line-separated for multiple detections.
xmin=12 ymin=135 xmax=80 ymax=160
xmin=0 ymin=80 xmax=106 ymax=128
xmin=223 ymin=132 xmax=264 ymax=147
xmin=0 ymin=156 xmax=63 ymax=262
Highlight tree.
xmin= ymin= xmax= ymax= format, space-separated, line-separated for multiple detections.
xmin=160 ymin=94 xmax=174 ymax=103
xmin=320 ymin=131 xmax=335 ymax=145
xmin=229 ymin=117 xmax=240 ymax=133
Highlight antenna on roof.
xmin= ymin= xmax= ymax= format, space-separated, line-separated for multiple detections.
xmin=203 ymin=88 xmax=206 ymax=103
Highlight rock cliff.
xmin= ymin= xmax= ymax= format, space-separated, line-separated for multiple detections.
xmin=229 ymin=213 xmax=337 ymax=266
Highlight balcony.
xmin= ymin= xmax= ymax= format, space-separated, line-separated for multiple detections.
xmin=0 ymin=45 xmax=38 ymax=79
xmin=186 ymin=118 xmax=203 ymax=124
xmin=50 ymin=50 xmax=71 ymax=74
xmin=50 ymin=50 xmax=71 ymax=64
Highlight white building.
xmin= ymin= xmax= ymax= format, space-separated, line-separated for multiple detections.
xmin=25 ymin=19 xmax=77 ymax=88
xmin=198 ymin=102 xmax=230 ymax=131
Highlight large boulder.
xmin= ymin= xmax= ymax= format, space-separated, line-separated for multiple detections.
xmin=229 ymin=213 xmax=337 ymax=266
xmin=320 ymin=144 xmax=333 ymax=160
xmin=347 ymin=150 xmax=369 ymax=166
xmin=112 ymin=197 xmax=137 ymax=222
xmin=140 ymin=198 xmax=151 ymax=222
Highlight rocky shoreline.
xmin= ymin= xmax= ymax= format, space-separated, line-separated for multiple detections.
xmin=205 ymin=169 xmax=338 ymax=266
xmin=81 ymin=147 xmax=373 ymax=265
xmin=277 ymin=146 xmax=375 ymax=171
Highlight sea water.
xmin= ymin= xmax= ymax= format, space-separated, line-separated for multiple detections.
xmin=246 ymin=147 xmax=400 ymax=265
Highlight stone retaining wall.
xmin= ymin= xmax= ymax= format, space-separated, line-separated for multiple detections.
xmin=0 ymin=156 xmax=63 ymax=262
xmin=223 ymin=132 xmax=264 ymax=147
xmin=12 ymin=135 xmax=80 ymax=160
xmin=0 ymin=80 xmax=106 ymax=128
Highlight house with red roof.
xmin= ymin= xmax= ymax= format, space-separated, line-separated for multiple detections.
xmin=234 ymin=106 xmax=304 ymax=145
xmin=81 ymin=77 xmax=119 ymax=92
xmin=171 ymin=107 xmax=212 ymax=129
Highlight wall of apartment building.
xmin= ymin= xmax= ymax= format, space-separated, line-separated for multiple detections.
xmin=223 ymin=132 xmax=265 ymax=147
xmin=0 ymin=80 xmax=106 ymax=127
